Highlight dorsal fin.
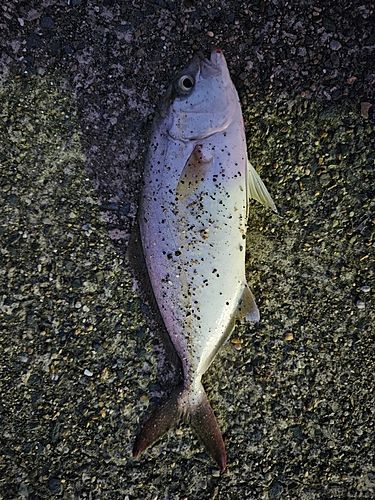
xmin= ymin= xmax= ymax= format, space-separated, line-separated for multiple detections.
xmin=237 ymin=283 xmax=260 ymax=323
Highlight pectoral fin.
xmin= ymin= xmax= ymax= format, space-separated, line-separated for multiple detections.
xmin=247 ymin=160 xmax=277 ymax=213
xmin=176 ymin=144 xmax=213 ymax=200
xmin=237 ymin=283 xmax=260 ymax=323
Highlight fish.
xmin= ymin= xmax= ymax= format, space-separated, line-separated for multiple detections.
xmin=132 ymin=48 xmax=276 ymax=471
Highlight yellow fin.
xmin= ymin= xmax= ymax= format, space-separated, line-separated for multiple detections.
xmin=237 ymin=283 xmax=260 ymax=323
xmin=247 ymin=160 xmax=277 ymax=213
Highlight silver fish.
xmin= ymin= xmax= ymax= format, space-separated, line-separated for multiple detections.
xmin=133 ymin=49 xmax=276 ymax=471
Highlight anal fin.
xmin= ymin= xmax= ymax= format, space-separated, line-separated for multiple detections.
xmin=237 ymin=283 xmax=260 ymax=323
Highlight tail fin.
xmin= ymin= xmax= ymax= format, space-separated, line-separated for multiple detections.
xmin=132 ymin=384 xmax=227 ymax=472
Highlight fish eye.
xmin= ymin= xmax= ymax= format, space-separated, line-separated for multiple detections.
xmin=177 ymin=75 xmax=195 ymax=93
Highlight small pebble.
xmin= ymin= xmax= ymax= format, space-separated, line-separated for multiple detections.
xmin=84 ymin=369 xmax=93 ymax=377
xmin=231 ymin=338 xmax=243 ymax=350
xmin=346 ymin=75 xmax=357 ymax=85
xmin=284 ymin=332 xmax=294 ymax=341
xmin=207 ymin=31 xmax=214 ymax=38
xmin=356 ymin=301 xmax=365 ymax=310
xmin=360 ymin=285 xmax=371 ymax=293
xmin=40 ymin=16 xmax=55 ymax=29
xmin=330 ymin=40 xmax=342 ymax=51
xmin=48 ymin=477 xmax=61 ymax=494
xmin=361 ymin=102 xmax=372 ymax=119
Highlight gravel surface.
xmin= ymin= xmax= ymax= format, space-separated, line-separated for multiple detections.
xmin=1 ymin=1 xmax=374 ymax=498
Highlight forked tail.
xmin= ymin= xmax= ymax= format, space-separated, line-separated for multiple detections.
xmin=132 ymin=384 xmax=227 ymax=472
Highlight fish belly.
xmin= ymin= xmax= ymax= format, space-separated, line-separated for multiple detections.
xmin=140 ymin=122 xmax=248 ymax=380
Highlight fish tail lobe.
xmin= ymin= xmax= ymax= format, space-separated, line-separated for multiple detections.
xmin=189 ymin=386 xmax=227 ymax=472
xmin=132 ymin=387 xmax=182 ymax=459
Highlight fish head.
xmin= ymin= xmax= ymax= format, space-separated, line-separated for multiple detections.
xmin=162 ymin=49 xmax=239 ymax=142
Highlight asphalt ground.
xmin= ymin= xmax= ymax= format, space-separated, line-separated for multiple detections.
xmin=1 ymin=1 xmax=374 ymax=498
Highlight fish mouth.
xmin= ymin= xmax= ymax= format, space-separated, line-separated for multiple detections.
xmin=195 ymin=48 xmax=224 ymax=73
xmin=210 ymin=47 xmax=224 ymax=65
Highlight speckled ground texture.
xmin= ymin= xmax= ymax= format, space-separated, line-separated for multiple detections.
xmin=1 ymin=1 xmax=374 ymax=499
